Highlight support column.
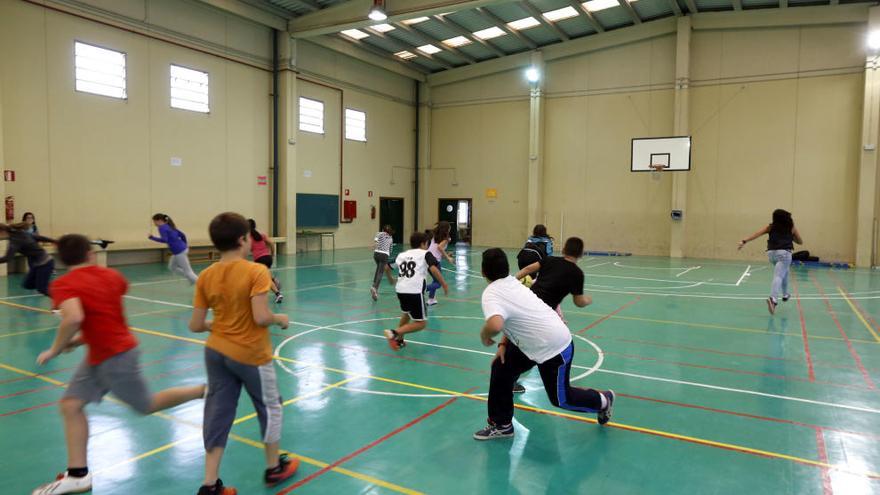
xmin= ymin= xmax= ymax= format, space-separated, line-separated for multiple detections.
xmin=527 ymin=51 xmax=545 ymax=231
xmin=670 ymin=16 xmax=691 ymax=258
xmin=0 ymin=80 xmax=7 ymax=276
xmin=856 ymin=6 xmax=880 ymax=267
xmin=417 ymin=82 xmax=431 ymax=231
xmin=277 ymin=32 xmax=300 ymax=255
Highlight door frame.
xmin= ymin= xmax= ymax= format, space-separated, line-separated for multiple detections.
xmin=379 ymin=196 xmax=405 ymax=244
xmin=438 ymin=198 xmax=473 ymax=243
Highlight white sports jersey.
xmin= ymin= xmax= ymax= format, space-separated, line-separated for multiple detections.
xmin=395 ymin=248 xmax=438 ymax=294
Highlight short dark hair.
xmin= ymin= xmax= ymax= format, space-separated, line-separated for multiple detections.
xmin=57 ymin=234 xmax=92 ymax=266
xmin=532 ymin=224 xmax=548 ymax=237
xmin=563 ymin=237 xmax=584 ymax=258
xmin=410 ymin=231 xmax=427 ymax=249
xmin=482 ymin=248 xmax=509 ymax=281
xmin=209 ymin=212 xmax=249 ymax=252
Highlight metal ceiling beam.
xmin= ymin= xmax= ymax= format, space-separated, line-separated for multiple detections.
xmin=683 ymin=0 xmax=698 ymax=13
xmin=567 ymin=0 xmax=605 ymax=33
xmin=519 ymin=1 xmax=569 ymax=41
xmin=365 ymin=28 xmax=455 ymax=69
xmin=289 ymin=0 xmax=512 ymax=38
xmin=617 ymin=0 xmax=642 ymax=25
xmin=690 ymin=3 xmax=866 ymax=29
xmin=308 ymin=36 xmax=429 ymax=79
xmin=732 ymin=0 xmax=743 ymax=10
xmin=475 ymin=6 xmax=538 ymax=49
xmin=667 ymin=0 xmax=683 ymax=16
xmin=432 ymin=15 xmax=507 ymax=57
xmin=394 ymin=22 xmax=478 ymax=64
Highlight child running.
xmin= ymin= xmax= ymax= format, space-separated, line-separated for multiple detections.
xmin=738 ymin=209 xmax=803 ymax=314
xmin=426 ymin=221 xmax=456 ymax=306
xmin=370 ymin=225 xmax=397 ymax=301
xmin=384 ymin=231 xmax=448 ymax=351
xmin=32 ymin=234 xmax=206 ymax=495
xmin=248 ymin=219 xmax=283 ymax=304
xmin=148 ymin=213 xmax=198 ymax=284
xmin=474 ymin=248 xmax=614 ymax=440
xmin=189 ymin=212 xmax=297 ymax=495
xmin=0 ymin=223 xmax=57 ymax=296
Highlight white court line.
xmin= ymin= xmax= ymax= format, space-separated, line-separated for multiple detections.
xmin=736 ymin=265 xmax=752 ymax=286
xmin=583 ymin=261 xmax=611 ymax=269
xmin=589 ymin=273 xmax=737 ymax=287
xmin=578 ymin=286 xmax=880 ymax=301
xmin=0 ymin=294 xmax=44 ymax=301
xmin=125 ymin=295 xmax=193 ymax=309
xmin=675 ymin=266 xmax=701 ymax=278
xmin=442 ymin=267 xmax=482 ymax=279
xmin=274 ymin=316 xmax=880 ymax=414
xmin=614 ymin=262 xmax=698 ymax=271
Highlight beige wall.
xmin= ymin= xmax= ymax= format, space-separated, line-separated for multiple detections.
xmin=427 ymin=23 xmax=867 ymax=262
xmin=294 ymin=41 xmax=416 ymax=250
xmin=0 ymin=0 xmax=272 ymax=244
xmin=688 ymin=25 xmax=864 ymax=261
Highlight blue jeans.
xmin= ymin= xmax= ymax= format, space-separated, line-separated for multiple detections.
xmin=767 ymin=250 xmax=792 ymax=301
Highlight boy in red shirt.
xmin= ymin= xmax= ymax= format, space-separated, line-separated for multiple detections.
xmin=32 ymin=234 xmax=206 ymax=495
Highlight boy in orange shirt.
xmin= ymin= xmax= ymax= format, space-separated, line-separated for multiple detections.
xmin=189 ymin=213 xmax=296 ymax=495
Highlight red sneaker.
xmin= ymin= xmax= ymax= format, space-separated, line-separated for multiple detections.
xmin=265 ymin=454 xmax=300 ymax=486
xmin=197 ymin=479 xmax=237 ymax=495
xmin=384 ymin=329 xmax=402 ymax=351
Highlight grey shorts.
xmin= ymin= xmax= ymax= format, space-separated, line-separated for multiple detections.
xmin=63 ymin=348 xmax=152 ymax=414
xmin=203 ymin=347 xmax=283 ymax=450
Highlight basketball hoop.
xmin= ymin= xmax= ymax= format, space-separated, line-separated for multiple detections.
xmin=650 ymin=164 xmax=665 ymax=181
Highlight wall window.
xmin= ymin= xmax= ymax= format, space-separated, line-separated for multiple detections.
xmin=345 ymin=109 xmax=366 ymax=142
xmin=74 ymin=41 xmax=127 ymax=99
xmin=170 ymin=64 xmax=210 ymax=113
xmin=299 ymin=97 xmax=324 ymax=134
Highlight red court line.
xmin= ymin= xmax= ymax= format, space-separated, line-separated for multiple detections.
xmin=814 ymin=427 xmax=834 ymax=495
xmin=605 ymin=352 xmax=871 ymax=391
xmin=276 ymin=389 xmax=472 ymax=494
xmin=792 ymin=275 xmax=817 ymax=382
xmin=0 ymin=400 xmax=57 ymax=417
xmin=576 ymin=297 xmax=640 ymax=335
xmin=809 ymin=272 xmax=876 ymax=389
xmin=619 ymin=393 xmax=880 ymax=441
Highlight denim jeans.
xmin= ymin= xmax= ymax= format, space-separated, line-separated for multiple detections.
xmin=767 ymin=249 xmax=792 ymax=301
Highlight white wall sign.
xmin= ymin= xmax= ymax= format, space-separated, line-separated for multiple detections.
xmin=170 ymin=157 xmax=182 ymax=167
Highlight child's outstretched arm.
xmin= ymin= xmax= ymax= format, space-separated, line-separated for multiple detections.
xmin=793 ymin=227 xmax=803 ymax=245
xmin=514 ymin=261 xmax=541 ymax=281
xmin=438 ymin=239 xmax=456 ymax=265
xmin=37 ymin=298 xmax=84 ymax=365
xmin=738 ymin=225 xmax=770 ymax=250
xmin=189 ymin=307 xmax=212 ymax=333
xmin=251 ymin=293 xmax=289 ymax=329
xmin=429 ymin=265 xmax=449 ymax=295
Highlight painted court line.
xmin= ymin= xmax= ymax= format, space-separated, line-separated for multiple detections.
xmin=675 ymin=266 xmax=701 ymax=278
xmin=576 ymin=297 xmax=640 ymax=335
xmin=838 ymin=287 xmax=880 ymax=343
xmin=276 ymin=390 xmax=471 ymax=494
xmin=735 ymin=265 xmax=752 ymax=286
xmin=792 ymin=276 xmax=817 ymax=382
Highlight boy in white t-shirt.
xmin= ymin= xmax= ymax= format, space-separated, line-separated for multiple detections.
xmin=474 ymin=248 xmax=615 ymax=440
xmin=383 ymin=231 xmax=448 ymax=351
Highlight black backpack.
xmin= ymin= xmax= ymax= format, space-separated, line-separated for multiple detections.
xmin=517 ymin=242 xmax=546 ymax=270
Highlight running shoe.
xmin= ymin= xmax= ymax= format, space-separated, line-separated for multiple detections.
xmin=370 ymin=287 xmax=378 ymax=301
xmin=384 ymin=329 xmax=404 ymax=351
xmin=766 ymin=297 xmax=777 ymax=315
xmin=597 ymin=390 xmax=615 ymax=425
xmin=426 ymin=298 xmax=438 ymax=306
xmin=197 ymin=479 xmax=236 ymax=495
xmin=265 ymin=454 xmax=300 ymax=486
xmin=513 ymin=383 xmax=526 ymax=394
xmin=782 ymin=294 xmax=790 ymax=302
xmin=473 ymin=422 xmax=514 ymax=441
xmin=274 ymin=293 xmax=284 ymax=304
xmin=32 ymin=472 xmax=92 ymax=495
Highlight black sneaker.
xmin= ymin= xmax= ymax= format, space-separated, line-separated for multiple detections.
xmin=513 ymin=383 xmax=526 ymax=394
xmin=197 ymin=479 xmax=236 ymax=495
xmin=597 ymin=390 xmax=615 ymax=425
xmin=264 ymin=453 xmax=299 ymax=486
xmin=473 ymin=422 xmax=514 ymax=440
xmin=782 ymin=294 xmax=790 ymax=302
xmin=766 ymin=297 xmax=777 ymax=315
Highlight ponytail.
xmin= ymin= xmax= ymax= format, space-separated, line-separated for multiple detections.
xmin=152 ymin=213 xmax=177 ymax=231
xmin=248 ymin=219 xmax=263 ymax=242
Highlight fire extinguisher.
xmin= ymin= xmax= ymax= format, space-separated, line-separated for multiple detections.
xmin=4 ymin=196 xmax=13 ymax=223
xmin=370 ymin=205 xmax=376 ymax=220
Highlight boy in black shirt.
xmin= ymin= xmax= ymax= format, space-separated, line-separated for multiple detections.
xmin=516 ymin=237 xmax=591 ymax=310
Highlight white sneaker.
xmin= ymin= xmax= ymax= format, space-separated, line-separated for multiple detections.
xmin=427 ymin=298 xmax=438 ymax=306
xmin=370 ymin=287 xmax=378 ymax=301
xmin=32 ymin=472 xmax=92 ymax=494
xmin=274 ymin=293 xmax=284 ymax=304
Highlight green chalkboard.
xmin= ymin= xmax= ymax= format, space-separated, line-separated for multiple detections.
xmin=296 ymin=193 xmax=339 ymax=227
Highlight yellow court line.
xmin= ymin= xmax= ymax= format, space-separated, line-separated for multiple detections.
xmin=838 ymin=288 xmax=880 ymax=343
xmin=3 ymin=300 xmax=880 ymax=480
xmin=0 ymin=326 xmax=58 ymax=339
xmin=0 ymin=361 xmax=422 ymax=495
xmin=233 ymin=377 xmax=356 ymax=425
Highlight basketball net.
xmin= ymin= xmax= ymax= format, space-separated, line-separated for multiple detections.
xmin=650 ymin=164 xmax=665 ymax=181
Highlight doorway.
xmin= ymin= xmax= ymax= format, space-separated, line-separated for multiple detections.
xmin=379 ymin=197 xmax=404 ymax=244
xmin=438 ymin=198 xmax=472 ymax=244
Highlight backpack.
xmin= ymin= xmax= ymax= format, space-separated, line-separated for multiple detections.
xmin=517 ymin=242 xmax=546 ymax=270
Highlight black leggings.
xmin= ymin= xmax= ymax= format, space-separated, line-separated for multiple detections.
xmin=488 ymin=341 xmax=602 ymax=426
xmin=24 ymin=260 xmax=54 ymax=296
xmin=372 ymin=252 xmax=389 ymax=289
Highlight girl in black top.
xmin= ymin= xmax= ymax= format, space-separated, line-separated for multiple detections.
xmin=738 ymin=209 xmax=803 ymax=314
xmin=0 ymin=223 xmax=57 ymax=296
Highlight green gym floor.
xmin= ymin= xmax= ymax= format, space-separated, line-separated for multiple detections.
xmin=1 ymin=246 xmax=879 ymax=495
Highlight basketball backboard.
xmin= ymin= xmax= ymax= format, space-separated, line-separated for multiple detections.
xmin=631 ymin=136 xmax=691 ymax=172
